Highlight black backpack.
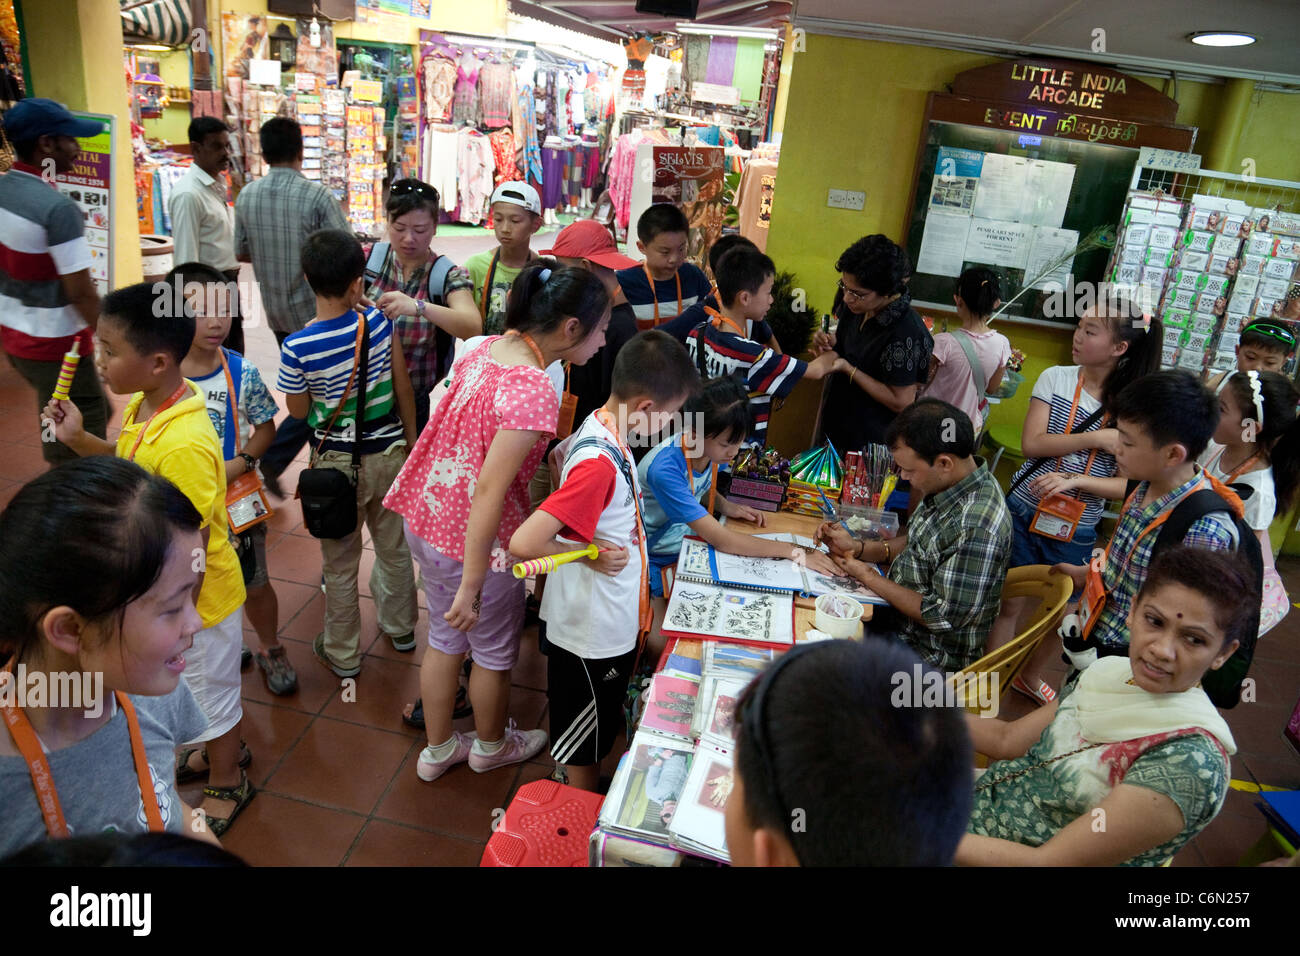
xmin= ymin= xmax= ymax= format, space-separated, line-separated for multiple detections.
xmin=1146 ymin=484 xmax=1264 ymax=709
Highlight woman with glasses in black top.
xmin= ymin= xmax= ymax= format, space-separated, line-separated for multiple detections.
xmin=813 ymin=235 xmax=933 ymax=452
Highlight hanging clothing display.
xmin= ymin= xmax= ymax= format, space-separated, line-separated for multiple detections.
xmin=541 ymin=138 xmax=565 ymax=212
xmin=423 ymin=53 xmax=457 ymax=122
xmin=555 ymin=71 xmax=570 ymax=137
xmin=606 ymin=129 xmax=646 ymax=231
xmin=488 ymin=127 xmax=517 ymax=186
xmin=422 ymin=125 xmax=461 ymax=210
xmin=734 ymin=157 xmax=778 ymax=252
xmin=564 ymin=142 xmax=584 ymax=207
xmin=478 ymin=61 xmax=515 ymax=129
xmin=456 ymin=128 xmax=496 ymax=225
xmin=451 ymin=51 xmax=482 ymax=127
xmin=518 ymin=84 xmax=543 ymax=189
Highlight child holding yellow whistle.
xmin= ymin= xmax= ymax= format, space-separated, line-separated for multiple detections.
xmin=511 ymin=330 xmax=699 ymax=792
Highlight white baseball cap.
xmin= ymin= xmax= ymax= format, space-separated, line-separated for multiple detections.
xmin=490 ymin=181 xmax=542 ymax=216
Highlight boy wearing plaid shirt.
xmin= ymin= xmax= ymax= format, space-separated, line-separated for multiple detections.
xmin=1051 ymin=370 xmax=1237 ymax=655
xmin=818 ymin=399 xmax=1013 ymax=671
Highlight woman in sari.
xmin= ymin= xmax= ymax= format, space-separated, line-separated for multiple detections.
xmin=958 ymin=545 xmax=1253 ymax=866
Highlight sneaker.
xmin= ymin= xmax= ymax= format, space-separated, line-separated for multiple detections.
xmin=312 ymin=633 xmax=361 ymax=679
xmin=417 ymin=731 xmax=475 ymax=782
xmin=468 ymin=720 xmax=548 ymax=774
xmin=256 ymin=645 xmax=299 ymax=695
xmin=240 ymin=645 xmax=253 ymax=670
xmin=386 ymin=630 xmax=416 ymax=652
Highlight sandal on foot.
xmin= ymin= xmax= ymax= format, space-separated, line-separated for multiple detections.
xmin=1011 ymin=675 xmax=1057 ymax=706
xmin=203 ymin=771 xmax=256 ymax=837
xmin=401 ymin=687 xmax=471 ymax=729
xmin=176 ymin=740 xmax=252 ymax=784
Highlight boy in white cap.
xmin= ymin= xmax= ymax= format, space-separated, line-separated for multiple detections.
xmin=464 ymin=182 xmax=543 ymax=335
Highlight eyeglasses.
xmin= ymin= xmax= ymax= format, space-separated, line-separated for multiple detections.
xmin=838 ymin=280 xmax=874 ymax=303
xmin=1243 ymin=321 xmax=1297 ymax=348
xmin=390 ymin=179 xmax=439 ymax=204
xmin=735 ymin=644 xmax=816 ymax=863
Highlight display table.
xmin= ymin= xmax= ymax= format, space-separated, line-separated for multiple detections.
xmin=590 ymin=509 xmax=876 ymax=866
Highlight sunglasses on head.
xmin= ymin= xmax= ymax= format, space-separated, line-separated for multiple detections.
xmin=1244 ymin=321 xmax=1297 ymax=348
xmin=390 ymin=180 xmax=439 ymax=204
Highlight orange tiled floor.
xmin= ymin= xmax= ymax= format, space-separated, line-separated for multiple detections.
xmin=1 ymin=263 xmax=1297 ymax=865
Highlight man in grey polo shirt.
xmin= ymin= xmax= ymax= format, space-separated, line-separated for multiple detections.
xmin=0 ymin=99 xmax=108 ymax=463
xmin=235 ymin=116 xmax=349 ymax=493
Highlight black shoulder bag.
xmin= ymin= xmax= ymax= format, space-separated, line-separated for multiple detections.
xmin=297 ymin=316 xmax=370 ymax=539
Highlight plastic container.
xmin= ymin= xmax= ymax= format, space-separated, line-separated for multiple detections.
xmin=838 ymin=504 xmax=900 ymax=541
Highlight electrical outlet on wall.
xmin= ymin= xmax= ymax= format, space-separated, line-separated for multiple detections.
xmin=827 ymin=189 xmax=865 ymax=210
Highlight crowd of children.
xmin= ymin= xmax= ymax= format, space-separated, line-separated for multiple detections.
xmin=2 ymin=185 xmax=1297 ymax=868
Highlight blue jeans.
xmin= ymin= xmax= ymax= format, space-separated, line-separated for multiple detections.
xmin=260 ymin=412 xmax=311 ymax=479
xmin=1007 ymin=494 xmax=1097 ymax=598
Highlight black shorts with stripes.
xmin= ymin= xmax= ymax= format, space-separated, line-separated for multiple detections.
xmin=547 ymin=642 xmax=637 ymax=768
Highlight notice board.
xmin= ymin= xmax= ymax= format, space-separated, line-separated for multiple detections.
xmin=902 ymin=59 xmax=1196 ymax=325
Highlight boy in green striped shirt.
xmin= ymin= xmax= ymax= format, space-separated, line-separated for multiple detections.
xmin=278 ymin=229 xmax=418 ymax=678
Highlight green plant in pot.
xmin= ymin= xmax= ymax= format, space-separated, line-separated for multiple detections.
xmin=766 ymin=270 xmax=818 ymax=355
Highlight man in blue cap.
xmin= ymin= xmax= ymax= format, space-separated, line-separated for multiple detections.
xmin=0 ymin=98 xmax=109 ymax=462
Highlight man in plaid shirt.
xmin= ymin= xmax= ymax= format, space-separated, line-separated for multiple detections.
xmin=235 ymin=117 xmax=349 ymax=494
xmin=364 ymin=179 xmax=480 ymax=437
xmin=819 ymin=399 xmax=1012 ymax=672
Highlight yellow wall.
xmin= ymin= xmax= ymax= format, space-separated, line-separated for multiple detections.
xmin=22 ymin=0 xmax=143 ymax=286
xmin=769 ymin=33 xmax=1300 ymax=546
xmin=140 ymin=48 xmax=193 ymax=147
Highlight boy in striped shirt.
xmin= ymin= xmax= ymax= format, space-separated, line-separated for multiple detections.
xmin=277 ymin=229 xmax=418 ymax=679
xmin=687 ymin=245 xmax=838 ymax=446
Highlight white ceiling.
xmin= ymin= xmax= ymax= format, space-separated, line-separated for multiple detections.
xmin=794 ymin=0 xmax=1300 ymax=84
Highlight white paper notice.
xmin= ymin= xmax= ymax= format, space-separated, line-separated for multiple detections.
xmin=972 ymin=153 xmax=1027 ymax=222
xmin=964 ymin=219 xmax=1032 ymax=269
xmin=1023 ymin=161 xmax=1076 ymax=228
xmin=917 ymin=211 xmax=971 ymax=277
xmin=1025 ymin=227 xmax=1079 ymax=289
xmin=249 ymin=58 xmax=282 ymax=87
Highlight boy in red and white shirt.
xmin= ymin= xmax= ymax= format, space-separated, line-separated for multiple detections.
xmin=511 ymin=330 xmax=699 ymax=792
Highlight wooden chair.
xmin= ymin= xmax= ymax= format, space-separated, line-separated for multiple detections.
xmin=948 ymin=565 xmax=1072 ymax=713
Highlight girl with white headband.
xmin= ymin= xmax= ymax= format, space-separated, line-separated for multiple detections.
xmin=1198 ymin=368 xmax=1300 ymax=634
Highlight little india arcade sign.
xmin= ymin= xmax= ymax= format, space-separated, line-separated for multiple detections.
xmin=928 ymin=58 xmax=1195 ymax=151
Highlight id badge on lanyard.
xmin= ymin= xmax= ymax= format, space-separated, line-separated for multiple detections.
xmin=1031 ymin=371 xmax=1098 ymax=541
xmin=1079 ymin=565 xmax=1107 ymax=637
xmin=1030 ymin=493 xmax=1087 ymax=540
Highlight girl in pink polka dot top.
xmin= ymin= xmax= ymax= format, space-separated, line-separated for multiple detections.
xmin=384 ymin=262 xmax=614 ymax=780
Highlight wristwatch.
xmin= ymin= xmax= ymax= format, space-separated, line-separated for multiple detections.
xmin=238 ymin=453 xmax=256 ymax=473
xmin=415 ymin=298 xmax=426 ymax=319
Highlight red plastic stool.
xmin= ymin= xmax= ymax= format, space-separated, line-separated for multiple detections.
xmin=480 ymin=779 xmax=605 ymax=867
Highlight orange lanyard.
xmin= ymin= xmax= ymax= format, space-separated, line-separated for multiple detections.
xmin=1057 ymin=371 xmax=1102 ymax=497
xmin=505 ymin=329 xmax=546 ymax=367
xmin=482 ymin=249 xmax=534 ymax=321
xmin=596 ymin=408 xmax=651 ymax=634
xmin=643 ymin=262 xmax=682 ymax=325
xmin=1211 ymin=447 xmax=1262 ymax=483
xmin=1 ymin=664 xmax=165 ymax=837
xmin=124 ymin=382 xmax=190 ymax=461
xmin=219 ymin=351 xmax=243 ymax=456
xmin=681 ymin=434 xmax=719 ymax=516
xmin=1102 ymin=477 xmax=1207 ymax=586
xmin=704 ymin=305 xmax=746 ymax=338
xmin=479 ymin=249 xmax=499 ymax=320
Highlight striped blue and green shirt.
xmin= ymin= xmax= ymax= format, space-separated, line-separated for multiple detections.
xmin=277 ymin=307 xmax=404 ymax=455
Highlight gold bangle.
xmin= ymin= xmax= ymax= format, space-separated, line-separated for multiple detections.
xmin=881 ymin=540 xmax=890 ymax=562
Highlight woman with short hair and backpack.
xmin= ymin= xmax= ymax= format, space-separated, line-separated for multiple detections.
xmin=365 ymin=179 xmax=482 ymax=437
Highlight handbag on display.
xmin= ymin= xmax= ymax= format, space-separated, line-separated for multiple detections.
xmin=296 ymin=316 xmax=370 ymax=539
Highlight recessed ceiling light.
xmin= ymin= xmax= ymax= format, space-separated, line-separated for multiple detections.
xmin=1188 ymin=32 xmax=1256 ymax=47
